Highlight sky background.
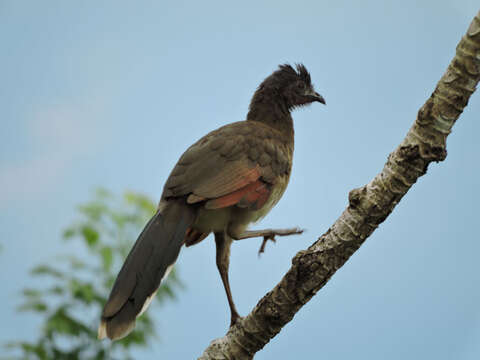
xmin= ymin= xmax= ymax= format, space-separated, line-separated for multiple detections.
xmin=1 ymin=1 xmax=479 ymax=359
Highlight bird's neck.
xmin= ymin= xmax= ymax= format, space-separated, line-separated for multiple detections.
xmin=246 ymin=90 xmax=294 ymax=140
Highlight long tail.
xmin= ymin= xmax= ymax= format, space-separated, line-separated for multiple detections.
xmin=98 ymin=200 xmax=195 ymax=340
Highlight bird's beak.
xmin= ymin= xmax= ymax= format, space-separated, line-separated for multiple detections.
xmin=305 ymin=89 xmax=326 ymax=105
xmin=312 ymin=92 xmax=326 ymax=105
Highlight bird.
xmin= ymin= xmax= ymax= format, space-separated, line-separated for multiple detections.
xmin=98 ymin=63 xmax=325 ymax=340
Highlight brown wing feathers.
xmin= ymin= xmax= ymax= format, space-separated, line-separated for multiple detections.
xmin=163 ymin=122 xmax=290 ymax=207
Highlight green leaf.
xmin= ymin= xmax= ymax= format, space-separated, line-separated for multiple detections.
xmin=81 ymin=225 xmax=99 ymax=248
xmin=62 ymin=227 xmax=76 ymax=240
xmin=18 ymin=300 xmax=48 ymax=313
xmin=31 ymin=265 xmax=64 ymax=279
xmin=5 ymin=341 xmax=48 ymax=358
xmin=95 ymin=187 xmax=112 ymax=199
xmin=44 ymin=306 xmax=94 ymax=338
xmin=159 ymin=284 xmax=176 ymax=300
xmin=57 ymin=254 xmax=88 ymax=270
xmin=77 ymin=202 xmax=108 ymax=222
xmin=69 ymin=279 xmax=95 ymax=304
xmin=110 ymin=211 xmax=128 ymax=227
xmin=22 ymin=288 xmax=42 ymax=298
xmin=119 ymin=329 xmax=147 ymax=347
xmin=124 ymin=191 xmax=156 ymax=215
xmin=47 ymin=285 xmax=64 ymax=295
xmin=100 ymin=246 xmax=113 ymax=270
xmin=69 ymin=256 xmax=87 ymax=270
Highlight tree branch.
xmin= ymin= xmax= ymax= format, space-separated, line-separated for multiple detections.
xmin=199 ymin=11 xmax=480 ymax=360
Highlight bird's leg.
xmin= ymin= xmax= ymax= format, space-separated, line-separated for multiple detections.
xmin=214 ymin=231 xmax=240 ymax=327
xmin=232 ymin=227 xmax=304 ymax=255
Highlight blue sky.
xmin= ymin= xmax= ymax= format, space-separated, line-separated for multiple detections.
xmin=1 ymin=1 xmax=479 ymax=359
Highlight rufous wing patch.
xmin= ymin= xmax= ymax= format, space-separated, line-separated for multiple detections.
xmin=205 ymin=180 xmax=271 ymax=210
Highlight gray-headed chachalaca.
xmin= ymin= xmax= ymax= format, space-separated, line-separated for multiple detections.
xmin=98 ymin=64 xmax=325 ymax=340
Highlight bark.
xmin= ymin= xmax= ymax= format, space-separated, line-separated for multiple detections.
xmin=199 ymin=11 xmax=480 ymax=360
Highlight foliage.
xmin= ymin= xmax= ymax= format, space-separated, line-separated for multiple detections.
xmin=4 ymin=189 xmax=183 ymax=360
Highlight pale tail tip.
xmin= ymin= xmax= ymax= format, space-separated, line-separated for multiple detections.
xmin=98 ymin=320 xmax=107 ymax=340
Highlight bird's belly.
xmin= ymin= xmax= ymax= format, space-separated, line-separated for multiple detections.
xmin=192 ymin=207 xmax=232 ymax=233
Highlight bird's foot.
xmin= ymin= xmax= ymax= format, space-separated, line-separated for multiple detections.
xmin=256 ymin=227 xmax=304 ymax=256
xmin=232 ymin=227 xmax=304 ymax=255
xmin=258 ymin=234 xmax=276 ymax=256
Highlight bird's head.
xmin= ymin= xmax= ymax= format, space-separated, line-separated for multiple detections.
xmin=258 ymin=63 xmax=325 ymax=110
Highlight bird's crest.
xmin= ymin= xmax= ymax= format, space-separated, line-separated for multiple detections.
xmin=274 ymin=63 xmax=312 ymax=86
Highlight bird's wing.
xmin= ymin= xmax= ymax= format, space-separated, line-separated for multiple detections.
xmin=162 ymin=121 xmax=291 ymax=210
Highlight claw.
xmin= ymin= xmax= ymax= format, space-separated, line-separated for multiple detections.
xmin=258 ymin=235 xmax=276 ymax=256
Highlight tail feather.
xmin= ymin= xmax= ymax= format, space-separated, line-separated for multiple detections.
xmin=98 ymin=200 xmax=195 ymax=340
